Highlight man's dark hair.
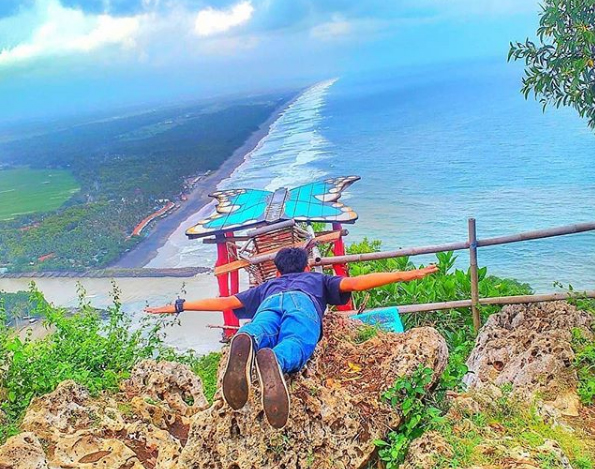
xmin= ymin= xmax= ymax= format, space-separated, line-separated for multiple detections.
xmin=274 ymin=248 xmax=309 ymax=274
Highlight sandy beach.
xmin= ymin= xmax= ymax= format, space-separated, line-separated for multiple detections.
xmin=112 ymin=93 xmax=301 ymax=269
xmin=2 ymin=90 xmax=304 ymax=353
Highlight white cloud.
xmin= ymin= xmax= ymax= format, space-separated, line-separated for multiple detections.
xmin=310 ymin=16 xmax=352 ymax=41
xmin=194 ymin=1 xmax=254 ymax=37
xmin=0 ymin=0 xmax=141 ymax=67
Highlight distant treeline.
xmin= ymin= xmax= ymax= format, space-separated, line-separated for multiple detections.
xmin=0 ymin=291 xmax=48 ymax=325
xmin=0 ymin=94 xmax=291 ymax=271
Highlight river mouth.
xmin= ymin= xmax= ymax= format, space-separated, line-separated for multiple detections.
xmin=0 ymin=274 xmax=231 ymax=355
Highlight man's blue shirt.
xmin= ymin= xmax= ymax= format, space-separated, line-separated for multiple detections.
xmin=233 ymin=272 xmax=351 ymax=320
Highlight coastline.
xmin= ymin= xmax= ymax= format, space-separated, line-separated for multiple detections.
xmin=112 ymin=91 xmax=302 ymax=269
xmin=0 ymin=267 xmax=208 ymax=279
xmin=3 ymin=274 xmax=228 ymax=353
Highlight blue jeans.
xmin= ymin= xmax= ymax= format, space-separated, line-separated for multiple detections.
xmin=239 ymin=291 xmax=322 ymax=373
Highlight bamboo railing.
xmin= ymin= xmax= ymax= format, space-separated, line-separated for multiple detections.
xmin=317 ymin=219 xmax=595 ymax=331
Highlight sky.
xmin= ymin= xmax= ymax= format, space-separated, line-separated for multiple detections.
xmin=0 ymin=0 xmax=541 ymax=122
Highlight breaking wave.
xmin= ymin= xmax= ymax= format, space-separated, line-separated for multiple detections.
xmin=148 ymin=79 xmax=338 ymax=269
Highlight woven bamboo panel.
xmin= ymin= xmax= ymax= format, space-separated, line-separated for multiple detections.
xmin=247 ymin=225 xmax=308 ymax=285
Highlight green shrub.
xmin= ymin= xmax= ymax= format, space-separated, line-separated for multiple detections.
xmin=190 ymin=352 xmax=221 ymax=404
xmin=348 ymin=240 xmax=531 ymax=335
xmin=352 ymin=324 xmax=380 ymax=344
xmin=375 ymin=366 xmax=444 ymax=468
xmin=572 ymin=327 xmax=595 ymax=405
xmin=0 ymin=291 xmax=47 ymax=328
xmin=347 ymin=240 xmax=532 ymax=388
xmin=0 ymin=283 xmax=217 ymax=444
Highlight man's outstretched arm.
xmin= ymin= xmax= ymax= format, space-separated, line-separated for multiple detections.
xmin=144 ymin=296 xmax=243 ymax=314
xmin=339 ymin=265 xmax=439 ymax=292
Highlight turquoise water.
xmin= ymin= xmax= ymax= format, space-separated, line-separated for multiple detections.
xmin=319 ymin=62 xmax=595 ymax=291
xmin=153 ymin=61 xmax=595 ymax=292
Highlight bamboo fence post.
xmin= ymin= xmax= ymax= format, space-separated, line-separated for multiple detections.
xmin=468 ymin=218 xmax=481 ymax=332
xmin=306 ymin=224 xmax=324 ymax=273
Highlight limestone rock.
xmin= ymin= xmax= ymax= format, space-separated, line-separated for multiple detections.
xmin=0 ymin=318 xmax=448 ymax=469
xmin=21 ymin=380 xmax=96 ymax=439
xmin=11 ymin=360 xmax=207 ymax=468
xmin=0 ymin=433 xmax=48 ymax=469
xmin=52 ymin=431 xmax=144 ymax=468
xmin=121 ymin=360 xmax=209 ymax=416
xmin=537 ymin=440 xmax=573 ymax=469
xmin=446 ymin=394 xmax=482 ymax=418
xmin=179 ymin=314 xmax=449 ymax=469
xmin=401 ymin=431 xmax=453 ymax=469
xmin=465 ymin=301 xmax=593 ymax=405
xmin=551 ymin=391 xmax=581 ymax=417
xmin=124 ymin=421 xmax=183 ymax=468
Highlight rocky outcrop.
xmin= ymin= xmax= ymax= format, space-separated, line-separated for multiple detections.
xmin=0 ymin=315 xmax=448 ymax=469
xmin=179 ymin=313 xmax=449 ymax=469
xmin=401 ymin=431 xmax=453 ymax=469
xmin=0 ymin=433 xmax=48 ymax=469
xmin=465 ymin=301 xmax=593 ymax=414
xmin=3 ymin=300 xmax=593 ymax=469
xmin=1 ymin=361 xmax=209 ymax=469
xmin=121 ymin=359 xmax=209 ymax=416
xmin=402 ymin=301 xmax=595 ymax=469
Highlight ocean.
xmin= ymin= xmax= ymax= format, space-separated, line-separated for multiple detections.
xmin=150 ymin=60 xmax=595 ymax=293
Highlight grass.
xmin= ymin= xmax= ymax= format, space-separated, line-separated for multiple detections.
xmin=434 ymin=391 xmax=595 ymax=469
xmin=0 ymin=168 xmax=79 ymax=221
xmin=573 ymin=329 xmax=595 ymax=404
xmin=190 ymin=352 xmax=221 ymax=404
xmin=352 ymin=324 xmax=380 ymax=344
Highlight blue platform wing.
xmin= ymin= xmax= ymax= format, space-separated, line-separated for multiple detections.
xmin=186 ymin=176 xmax=361 ymax=239
xmin=283 ymin=176 xmax=360 ymax=223
xmin=186 ymin=189 xmax=271 ymax=238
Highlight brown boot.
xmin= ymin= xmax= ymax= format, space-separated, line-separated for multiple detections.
xmin=222 ymin=332 xmax=254 ymax=410
xmin=255 ymin=348 xmax=290 ymax=429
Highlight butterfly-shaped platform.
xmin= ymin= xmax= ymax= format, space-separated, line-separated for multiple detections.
xmin=186 ymin=176 xmax=361 ymax=239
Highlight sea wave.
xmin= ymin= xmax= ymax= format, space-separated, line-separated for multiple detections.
xmin=221 ymin=78 xmax=337 ymax=192
xmin=147 ymin=78 xmax=339 ymax=269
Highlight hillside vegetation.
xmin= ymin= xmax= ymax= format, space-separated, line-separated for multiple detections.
xmin=0 ymin=244 xmax=593 ymax=467
xmin=0 ymin=284 xmax=218 ymax=444
xmin=0 ymin=95 xmax=289 ymax=272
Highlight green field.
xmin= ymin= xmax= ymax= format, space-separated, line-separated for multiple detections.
xmin=0 ymin=168 xmax=80 ymax=221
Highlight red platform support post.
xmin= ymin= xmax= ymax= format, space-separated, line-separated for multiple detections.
xmin=215 ymin=235 xmax=239 ymax=339
xmin=227 ymin=232 xmax=240 ymax=299
xmin=331 ymin=223 xmax=353 ymax=311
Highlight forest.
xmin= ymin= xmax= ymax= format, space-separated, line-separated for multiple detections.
xmin=0 ymin=94 xmax=290 ymax=271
